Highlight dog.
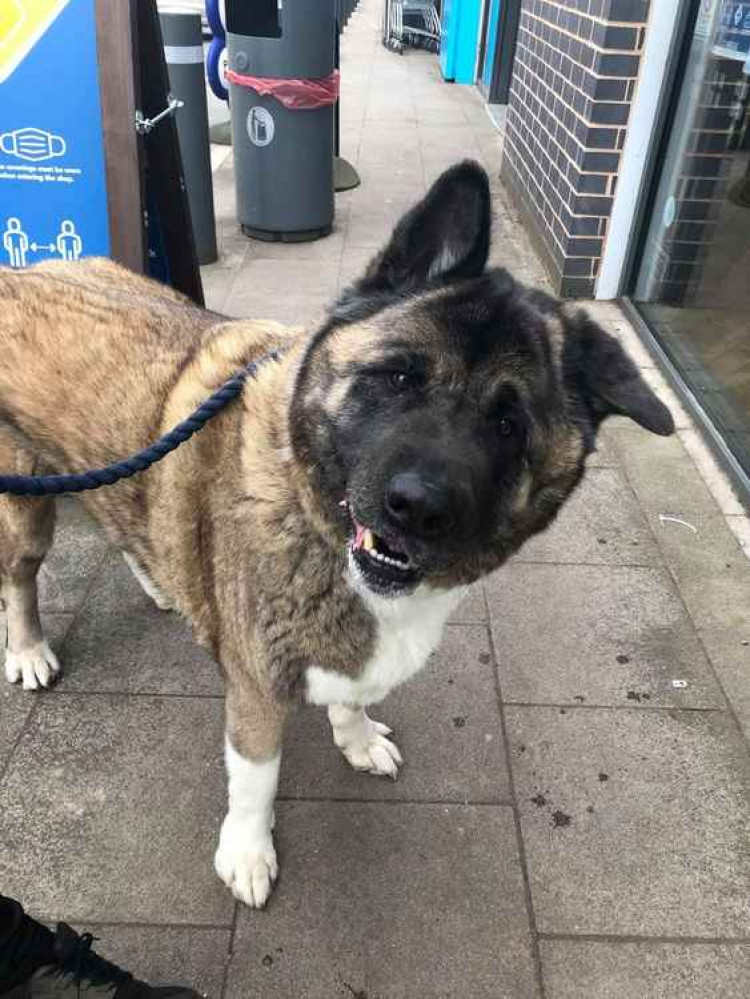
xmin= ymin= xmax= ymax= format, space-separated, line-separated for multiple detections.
xmin=0 ymin=161 xmax=673 ymax=908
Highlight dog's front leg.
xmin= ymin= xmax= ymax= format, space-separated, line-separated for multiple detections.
xmin=328 ymin=704 xmax=403 ymax=779
xmin=215 ymin=684 xmax=286 ymax=908
xmin=1 ymin=490 xmax=58 ymax=691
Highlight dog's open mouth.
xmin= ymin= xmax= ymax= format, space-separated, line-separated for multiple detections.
xmin=342 ymin=502 xmax=420 ymax=594
xmin=353 ymin=523 xmax=412 ymax=570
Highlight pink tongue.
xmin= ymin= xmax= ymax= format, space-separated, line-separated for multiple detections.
xmin=353 ymin=524 xmax=366 ymax=551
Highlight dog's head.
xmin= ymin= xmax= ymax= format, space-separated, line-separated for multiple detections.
xmin=290 ymin=161 xmax=673 ymax=597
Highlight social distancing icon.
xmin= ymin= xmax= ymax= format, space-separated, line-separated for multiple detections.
xmin=56 ymin=219 xmax=81 ymax=260
xmin=3 ymin=217 xmax=84 ymax=267
xmin=3 ymin=217 xmax=28 ymax=267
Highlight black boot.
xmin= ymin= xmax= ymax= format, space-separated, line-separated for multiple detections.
xmin=0 ymin=897 xmax=203 ymax=998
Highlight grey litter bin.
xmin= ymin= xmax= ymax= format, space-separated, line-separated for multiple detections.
xmin=226 ymin=0 xmax=336 ymax=242
xmin=160 ymin=7 xmax=218 ymax=265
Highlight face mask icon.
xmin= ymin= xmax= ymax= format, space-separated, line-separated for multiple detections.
xmin=0 ymin=127 xmax=66 ymax=162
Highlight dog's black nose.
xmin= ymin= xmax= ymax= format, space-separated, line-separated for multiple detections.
xmin=385 ymin=472 xmax=456 ymax=539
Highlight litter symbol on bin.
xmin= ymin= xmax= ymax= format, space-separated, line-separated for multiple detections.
xmin=247 ymin=107 xmax=275 ymax=148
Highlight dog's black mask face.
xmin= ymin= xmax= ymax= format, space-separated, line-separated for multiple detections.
xmin=290 ymin=161 xmax=674 ymax=597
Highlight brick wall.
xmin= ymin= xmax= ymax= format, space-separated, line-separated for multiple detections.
xmin=500 ymin=0 xmax=650 ymax=297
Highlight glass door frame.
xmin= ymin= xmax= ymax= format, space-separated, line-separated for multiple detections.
xmin=477 ymin=0 xmax=522 ymax=104
xmin=620 ymin=0 xmax=750 ymax=507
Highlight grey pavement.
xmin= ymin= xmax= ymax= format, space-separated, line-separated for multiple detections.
xmin=3 ymin=2 xmax=750 ymax=997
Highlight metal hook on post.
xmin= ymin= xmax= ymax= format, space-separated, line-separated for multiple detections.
xmin=135 ymin=94 xmax=184 ymax=135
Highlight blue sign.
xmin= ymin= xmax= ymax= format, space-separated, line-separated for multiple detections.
xmin=0 ymin=0 xmax=109 ymax=269
xmin=716 ymin=1 xmax=750 ymax=58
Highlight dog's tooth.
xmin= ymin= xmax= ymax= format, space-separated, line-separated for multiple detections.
xmin=363 ymin=529 xmax=375 ymax=552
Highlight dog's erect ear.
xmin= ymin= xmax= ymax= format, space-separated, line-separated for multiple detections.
xmin=355 ymin=160 xmax=492 ymax=295
xmin=568 ymin=311 xmax=675 ymax=436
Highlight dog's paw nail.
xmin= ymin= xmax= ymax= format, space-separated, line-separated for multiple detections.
xmin=215 ymin=823 xmax=278 ymax=909
xmin=368 ymin=739 xmax=400 ymax=776
xmin=4 ymin=643 xmax=60 ymax=691
xmin=342 ymin=735 xmax=403 ymax=778
xmin=371 ymin=720 xmax=393 ymax=737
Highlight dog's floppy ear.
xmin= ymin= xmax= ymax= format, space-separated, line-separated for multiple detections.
xmin=567 ymin=310 xmax=675 ymax=436
xmin=354 ymin=160 xmax=492 ymax=295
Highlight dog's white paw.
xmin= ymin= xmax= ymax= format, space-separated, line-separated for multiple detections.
xmin=4 ymin=642 xmax=60 ymax=690
xmin=332 ymin=711 xmax=403 ymax=779
xmin=214 ymin=819 xmax=278 ymax=909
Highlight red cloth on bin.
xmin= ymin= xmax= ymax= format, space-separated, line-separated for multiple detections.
xmin=225 ymin=69 xmax=340 ymax=109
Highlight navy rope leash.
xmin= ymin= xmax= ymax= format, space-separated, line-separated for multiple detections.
xmin=0 ymin=351 xmax=281 ymax=497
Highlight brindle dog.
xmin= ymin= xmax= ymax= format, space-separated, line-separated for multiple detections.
xmin=0 ymin=162 xmax=673 ymax=907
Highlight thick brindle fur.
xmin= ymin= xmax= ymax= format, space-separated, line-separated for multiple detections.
xmin=0 ymin=162 xmax=673 ymax=907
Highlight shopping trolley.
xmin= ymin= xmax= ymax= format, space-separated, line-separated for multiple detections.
xmin=383 ymin=0 xmax=441 ymax=54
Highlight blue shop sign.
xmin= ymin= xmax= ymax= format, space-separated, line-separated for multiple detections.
xmin=0 ymin=0 xmax=109 ymax=269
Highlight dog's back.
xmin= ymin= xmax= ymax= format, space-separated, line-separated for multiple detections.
xmin=0 ymin=258 xmax=218 ymax=474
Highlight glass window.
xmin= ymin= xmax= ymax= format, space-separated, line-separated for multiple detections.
xmin=632 ymin=0 xmax=750 ymax=476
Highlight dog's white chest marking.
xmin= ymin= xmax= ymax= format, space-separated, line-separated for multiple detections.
xmin=305 ymin=574 xmax=464 ymax=707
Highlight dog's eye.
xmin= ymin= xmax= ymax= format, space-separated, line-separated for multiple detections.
xmin=498 ymin=416 xmax=516 ymax=437
xmin=387 ymin=371 xmax=415 ymax=393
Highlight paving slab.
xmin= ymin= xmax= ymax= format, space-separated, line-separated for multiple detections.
xmin=223 ymin=259 xmax=339 ymax=320
xmin=0 ymin=694 xmax=232 ymax=925
xmin=600 ymin=317 xmax=657 ymax=370
xmin=338 ymin=248 xmax=376 ymax=291
xmin=344 ymin=202 xmax=418 ymax=249
xmin=243 ymin=228 xmax=347 ymax=264
xmin=39 ymin=513 xmax=110 ymax=614
xmin=611 ymin=425 xmax=720 ymax=520
xmin=0 ymin=682 xmax=33 ymax=773
xmin=540 ymin=940 xmax=750 ymax=999
xmin=506 ymin=706 xmax=750 ymax=937
xmin=225 ymin=296 xmax=330 ymax=328
xmin=679 ymin=428 xmax=747 ymax=517
xmin=226 ymin=802 xmax=539 ymax=999
xmin=698 ymin=627 xmax=750 ymax=742
xmin=489 ymin=564 xmax=723 ymax=708
xmin=638 ymin=366 xmax=694 ymax=431
xmin=355 ymin=158 xmax=425 ymax=187
xmin=68 ymin=925 xmax=232 ymax=999
xmin=280 ymin=625 xmax=509 ymax=803
xmin=652 ymin=512 xmax=750 ymax=630
xmin=201 ymin=248 xmax=248 ymax=315
xmin=0 ymin=614 xmax=75 ymax=770
xmin=585 ymin=423 xmax=621 ymax=468
xmin=509 ymin=468 xmax=661 ymax=567
xmin=357 ymin=137 xmax=421 ymax=164
xmin=415 ymin=106 xmax=473 ymax=127
xmin=727 ymin=511 xmax=750 ymax=555
xmin=58 ymin=554 xmax=221 ymax=696
xmin=451 ymin=583 xmax=487 ymax=623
